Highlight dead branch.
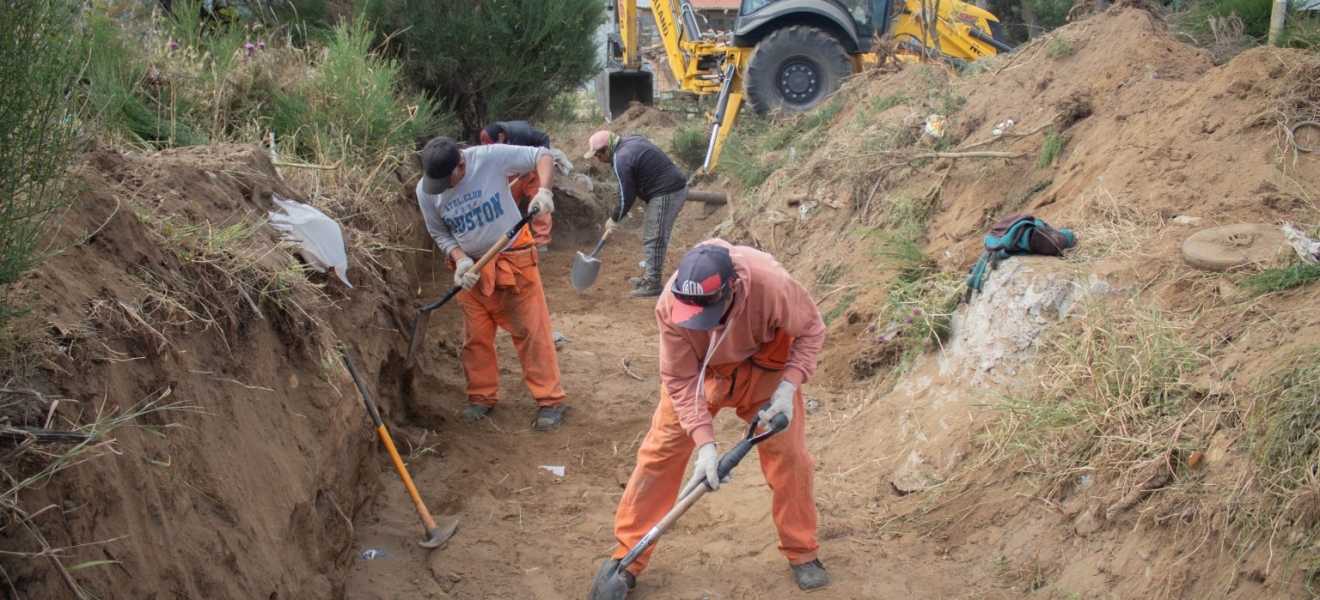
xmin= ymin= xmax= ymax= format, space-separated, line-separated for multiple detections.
xmin=913 ymin=151 xmax=1026 ymax=160
xmin=957 ymin=122 xmax=1054 ymax=152
xmin=620 ymin=357 xmax=646 ymax=382
xmin=13 ymin=506 xmax=89 ymax=600
xmin=0 ymin=426 xmax=90 ymax=444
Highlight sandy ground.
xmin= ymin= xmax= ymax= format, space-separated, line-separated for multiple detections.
xmin=342 ymin=206 xmax=989 ymax=599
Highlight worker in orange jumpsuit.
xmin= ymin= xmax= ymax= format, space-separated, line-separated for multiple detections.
xmin=481 ymin=121 xmax=553 ymax=253
xmin=415 ymin=137 xmax=567 ymax=430
xmin=603 ymin=239 xmax=829 ymax=593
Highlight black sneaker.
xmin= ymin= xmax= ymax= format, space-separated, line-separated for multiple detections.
xmin=792 ymin=559 xmax=829 ymax=591
xmin=629 ymin=278 xmax=663 ymax=298
xmin=535 ymin=404 xmax=565 ymax=430
xmin=461 ymin=404 xmax=491 ymax=422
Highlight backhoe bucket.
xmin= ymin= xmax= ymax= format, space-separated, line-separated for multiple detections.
xmin=596 ymin=67 xmax=654 ymax=120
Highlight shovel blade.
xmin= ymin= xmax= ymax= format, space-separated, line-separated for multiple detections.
xmin=571 ymin=251 xmax=603 ymax=292
xmin=404 ymin=309 xmax=431 ymax=367
xmin=587 ymin=558 xmax=630 ymax=600
xmin=419 ymin=517 xmax=460 ymax=549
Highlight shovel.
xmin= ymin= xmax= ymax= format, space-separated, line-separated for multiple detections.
xmin=587 ymin=411 xmax=790 ymax=600
xmin=571 ymin=230 xmax=611 ymax=292
xmin=405 ymin=206 xmax=540 ymax=366
xmin=338 ymin=344 xmax=459 ymax=548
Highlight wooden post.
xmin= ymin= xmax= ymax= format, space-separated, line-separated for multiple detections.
xmin=687 ymin=190 xmax=728 ymax=204
xmin=1268 ymin=0 xmax=1287 ymax=46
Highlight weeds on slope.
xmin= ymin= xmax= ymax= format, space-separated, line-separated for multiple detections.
xmin=978 ymin=297 xmax=1207 ymax=502
xmin=1245 ymin=345 xmax=1320 ymax=592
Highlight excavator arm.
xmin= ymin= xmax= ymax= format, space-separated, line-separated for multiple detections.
xmin=599 ymin=1 xmax=748 ymax=179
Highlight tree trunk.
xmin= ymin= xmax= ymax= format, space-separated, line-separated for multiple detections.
xmin=1020 ymin=0 xmax=1040 ymax=38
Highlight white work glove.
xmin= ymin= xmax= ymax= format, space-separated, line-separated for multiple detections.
xmin=453 ymin=257 xmax=479 ymax=290
xmin=605 ymin=217 xmax=618 ymax=234
xmin=757 ymin=381 xmax=796 ymax=429
xmin=530 ymin=187 xmax=555 ymax=215
xmin=693 ymin=442 xmax=722 ymax=492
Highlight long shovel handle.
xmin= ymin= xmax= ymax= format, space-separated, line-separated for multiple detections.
xmin=419 ymin=205 xmax=541 ymax=315
xmin=405 ymin=207 xmax=541 ymax=366
xmin=339 ymin=345 xmax=447 ymax=542
xmin=589 ymin=234 xmax=608 ymax=258
xmin=617 ymin=412 xmax=790 ymax=571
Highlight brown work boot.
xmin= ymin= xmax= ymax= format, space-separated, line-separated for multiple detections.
xmin=535 ymin=404 xmax=565 ymax=430
xmin=792 ymin=559 xmax=829 ymax=591
xmin=461 ymin=404 xmax=491 ymax=422
xmin=629 ymin=278 xmax=663 ymax=298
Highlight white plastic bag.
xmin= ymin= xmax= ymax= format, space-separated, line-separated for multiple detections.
xmin=268 ymin=194 xmax=352 ymax=287
xmin=548 ymin=148 xmax=575 ymax=176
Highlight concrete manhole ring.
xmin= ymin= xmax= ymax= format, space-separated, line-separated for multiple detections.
xmin=1181 ymin=223 xmax=1285 ymax=272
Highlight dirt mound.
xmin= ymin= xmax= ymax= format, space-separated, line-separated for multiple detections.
xmin=715 ymin=6 xmax=1320 ymax=598
xmin=5 ymin=6 xmax=1320 ymax=600
xmin=0 ymin=143 xmax=437 ymax=599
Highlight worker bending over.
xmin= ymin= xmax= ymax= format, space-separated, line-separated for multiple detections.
xmin=480 ymin=120 xmax=554 ymax=253
xmin=415 ymin=137 xmax=567 ymax=430
xmin=585 ymin=130 xmax=688 ymax=298
xmin=605 ymin=239 xmax=829 ymax=593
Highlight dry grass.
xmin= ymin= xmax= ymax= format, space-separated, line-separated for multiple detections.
xmin=119 ymin=207 xmax=331 ymax=359
xmin=976 ymin=295 xmax=1208 ymax=502
xmin=1064 ymin=187 xmax=1160 ymax=263
xmin=1245 ymin=52 xmax=1320 ymax=168
xmin=0 ymin=386 xmax=197 ymax=599
xmin=1241 ymin=346 xmax=1320 ymax=591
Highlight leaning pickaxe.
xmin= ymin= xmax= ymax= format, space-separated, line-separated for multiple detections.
xmin=339 ymin=344 xmax=458 ymax=548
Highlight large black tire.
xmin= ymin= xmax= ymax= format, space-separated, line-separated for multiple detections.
xmin=745 ymin=25 xmax=852 ymax=115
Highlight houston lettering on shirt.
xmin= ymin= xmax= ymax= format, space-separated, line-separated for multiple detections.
xmin=417 ymin=144 xmax=546 ymax=258
xmin=441 ymin=188 xmax=506 ymax=235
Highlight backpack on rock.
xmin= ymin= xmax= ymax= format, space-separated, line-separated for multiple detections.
xmin=964 ymin=213 xmax=1076 ymax=301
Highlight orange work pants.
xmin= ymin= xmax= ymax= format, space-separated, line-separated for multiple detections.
xmin=509 ymin=170 xmax=552 ymax=247
xmin=453 ymin=245 xmax=565 ymax=408
xmin=611 ymin=336 xmax=819 ymax=575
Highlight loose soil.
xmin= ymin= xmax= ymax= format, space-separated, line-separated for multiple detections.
xmin=2 ymin=7 xmax=1319 ymax=600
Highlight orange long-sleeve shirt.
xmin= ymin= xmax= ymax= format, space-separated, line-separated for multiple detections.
xmin=655 ymin=239 xmax=825 ymax=447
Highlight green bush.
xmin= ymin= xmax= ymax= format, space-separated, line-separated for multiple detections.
xmin=274 ymin=19 xmax=445 ymax=162
xmin=0 ymin=0 xmax=84 ymax=323
xmin=80 ymin=3 xmax=447 ymax=161
xmin=364 ymin=0 xmax=603 ymax=137
xmin=671 ymin=124 xmax=710 ymax=172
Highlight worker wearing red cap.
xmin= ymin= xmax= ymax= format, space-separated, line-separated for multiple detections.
xmin=481 ymin=121 xmax=553 ymax=253
xmin=601 ymin=239 xmax=829 ymax=593
xmin=585 ymin=130 xmax=689 ymax=297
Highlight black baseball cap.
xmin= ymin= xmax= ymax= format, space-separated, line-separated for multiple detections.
xmin=420 ymin=137 xmax=461 ymax=195
xmin=670 ymin=244 xmax=736 ymax=330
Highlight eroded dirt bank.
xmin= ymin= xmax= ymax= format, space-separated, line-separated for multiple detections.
xmin=2 ymin=6 xmax=1319 ymax=600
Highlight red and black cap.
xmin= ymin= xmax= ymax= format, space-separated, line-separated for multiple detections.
xmin=670 ymin=245 xmax=735 ymax=331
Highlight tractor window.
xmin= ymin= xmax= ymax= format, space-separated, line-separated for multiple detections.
xmin=740 ymin=0 xmax=771 ymax=14
xmin=841 ymin=0 xmax=869 ymax=21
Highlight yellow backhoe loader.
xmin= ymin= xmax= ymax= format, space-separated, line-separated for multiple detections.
xmin=596 ymin=0 xmax=1013 ymax=179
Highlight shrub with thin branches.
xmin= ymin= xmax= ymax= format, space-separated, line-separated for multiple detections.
xmin=0 ymin=0 xmax=84 ymax=326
